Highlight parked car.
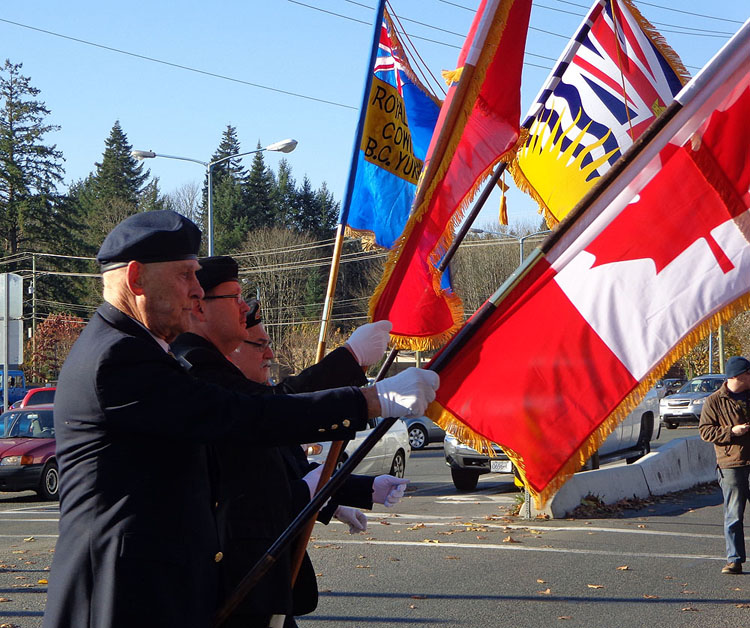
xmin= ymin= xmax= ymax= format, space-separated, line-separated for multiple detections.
xmin=0 ymin=404 xmax=58 ymax=500
xmin=655 ymin=378 xmax=686 ymax=397
xmin=659 ymin=373 xmax=726 ymax=429
xmin=404 ymin=416 xmax=445 ymax=450
xmin=11 ymin=386 xmax=57 ymax=409
xmin=444 ymin=386 xmax=661 ymax=491
xmin=304 ymin=417 xmax=410 ymax=477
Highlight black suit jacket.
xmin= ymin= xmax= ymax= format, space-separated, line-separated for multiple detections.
xmin=43 ymin=304 xmax=368 ymax=628
xmin=170 ymin=333 xmax=374 ymax=622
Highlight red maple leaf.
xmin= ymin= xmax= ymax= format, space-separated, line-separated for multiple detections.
xmin=587 ymin=146 xmax=739 ymax=275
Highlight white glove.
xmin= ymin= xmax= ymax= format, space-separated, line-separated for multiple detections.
xmin=372 ymin=475 xmax=409 ymax=507
xmin=346 ymin=320 xmax=392 ymax=366
xmin=302 ymin=465 xmax=323 ymax=500
xmin=334 ymin=505 xmax=368 ymax=534
xmin=374 ymin=368 xmax=439 ymax=418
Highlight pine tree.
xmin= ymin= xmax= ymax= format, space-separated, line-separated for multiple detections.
xmin=91 ymin=121 xmax=149 ymax=207
xmin=207 ymin=125 xmax=248 ymax=254
xmin=271 ymin=159 xmax=298 ymax=228
xmin=244 ymin=142 xmax=275 ymax=229
xmin=0 ymin=60 xmax=65 ymax=254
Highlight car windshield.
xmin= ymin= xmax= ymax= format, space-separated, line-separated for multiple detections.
xmin=679 ymin=378 xmax=724 ymax=394
xmin=0 ymin=410 xmax=54 ymax=438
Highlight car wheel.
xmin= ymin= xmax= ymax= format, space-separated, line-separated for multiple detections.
xmin=450 ymin=466 xmax=480 ymax=491
xmin=627 ymin=414 xmax=653 ymax=464
xmin=37 ymin=461 xmax=59 ymax=501
xmin=389 ymin=450 xmax=406 ymax=478
xmin=408 ymin=425 xmax=428 ymax=450
xmin=665 ymin=421 xmax=678 ymax=430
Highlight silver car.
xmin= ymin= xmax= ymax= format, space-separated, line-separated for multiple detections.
xmin=403 ymin=416 xmax=445 ymax=450
xmin=659 ymin=373 xmax=726 ymax=429
xmin=444 ymin=385 xmax=661 ymax=491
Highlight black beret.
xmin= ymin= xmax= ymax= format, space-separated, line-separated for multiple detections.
xmin=245 ymin=298 xmax=262 ymax=328
xmin=726 ymin=356 xmax=750 ymax=379
xmin=196 ymin=256 xmax=239 ymax=292
xmin=97 ymin=210 xmax=201 ymax=271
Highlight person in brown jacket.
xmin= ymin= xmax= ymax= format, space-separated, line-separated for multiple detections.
xmin=699 ymin=355 xmax=750 ymax=575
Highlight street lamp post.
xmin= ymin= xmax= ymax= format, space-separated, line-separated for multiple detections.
xmin=132 ymin=138 xmax=297 ymax=255
xmin=469 ymin=227 xmax=552 ymax=265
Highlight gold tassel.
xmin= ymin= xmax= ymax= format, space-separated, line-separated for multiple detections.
xmin=498 ymin=172 xmax=509 ymax=225
xmin=441 ymin=67 xmax=464 ymax=86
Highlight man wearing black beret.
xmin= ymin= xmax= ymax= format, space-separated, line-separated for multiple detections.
xmin=171 ymin=257 xmax=405 ymax=627
xmin=43 ymin=211 xmax=439 ymax=628
xmin=700 ymin=356 xmax=750 ymax=575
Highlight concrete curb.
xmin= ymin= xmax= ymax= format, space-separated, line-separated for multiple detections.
xmin=527 ymin=436 xmax=717 ymax=519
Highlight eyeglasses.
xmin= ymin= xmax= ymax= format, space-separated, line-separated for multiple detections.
xmin=243 ymin=339 xmax=273 ymax=352
xmin=203 ymin=294 xmax=244 ymax=304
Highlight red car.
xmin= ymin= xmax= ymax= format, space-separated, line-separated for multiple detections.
xmin=0 ymin=404 xmax=58 ymax=500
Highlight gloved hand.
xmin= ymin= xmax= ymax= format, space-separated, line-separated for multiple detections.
xmin=334 ymin=505 xmax=368 ymax=534
xmin=302 ymin=465 xmax=323 ymax=500
xmin=346 ymin=320 xmax=392 ymax=366
xmin=372 ymin=475 xmax=409 ymax=507
xmin=374 ymin=368 xmax=439 ymax=418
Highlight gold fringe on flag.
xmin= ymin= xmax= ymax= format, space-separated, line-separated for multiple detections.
xmin=428 ymin=291 xmax=750 ymax=507
xmin=369 ymin=0 xmax=521 ymax=351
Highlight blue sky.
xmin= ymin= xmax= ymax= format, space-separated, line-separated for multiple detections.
xmin=1 ymin=1 xmax=746 ymax=231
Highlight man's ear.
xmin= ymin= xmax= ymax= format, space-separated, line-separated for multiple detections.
xmin=125 ymin=261 xmax=146 ymax=296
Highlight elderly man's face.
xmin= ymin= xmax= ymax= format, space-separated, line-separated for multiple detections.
xmin=230 ymin=323 xmax=274 ymax=384
xmin=140 ymin=259 xmax=203 ymax=342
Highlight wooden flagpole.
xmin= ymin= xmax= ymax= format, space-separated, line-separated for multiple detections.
xmin=293 ymin=0 xmax=388 ymax=585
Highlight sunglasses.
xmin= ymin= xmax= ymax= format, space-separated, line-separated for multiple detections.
xmin=243 ymin=339 xmax=273 ymax=352
xmin=203 ymin=294 xmax=244 ymax=304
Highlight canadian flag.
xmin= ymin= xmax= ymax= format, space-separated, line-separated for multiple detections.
xmin=428 ymin=20 xmax=750 ymax=504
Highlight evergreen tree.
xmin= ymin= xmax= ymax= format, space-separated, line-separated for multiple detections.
xmin=271 ymin=158 xmax=298 ymax=228
xmin=0 ymin=60 xmax=65 ymax=254
xmin=91 ymin=121 xmax=149 ymax=207
xmin=139 ymin=177 xmax=170 ymax=213
xmin=289 ymin=177 xmax=339 ymax=239
xmin=206 ymin=125 xmax=248 ymax=254
xmin=243 ymin=142 xmax=275 ymax=229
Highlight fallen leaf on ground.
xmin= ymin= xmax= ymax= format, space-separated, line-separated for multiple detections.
xmin=476 ymin=535 xmax=487 ymax=540
xmin=616 ymin=565 xmax=629 ymax=571
xmin=355 ymin=565 xmax=370 ymax=569
xmin=410 ymin=595 xmax=427 ymax=599
xmin=502 ymin=536 xmax=519 ymax=543
xmin=407 ymin=523 xmax=425 ymax=530
xmin=735 ymin=603 xmax=750 ymax=608
xmin=379 ymin=520 xmax=391 ymax=526
xmin=37 ymin=579 xmax=48 ymax=584
xmin=637 ymin=525 xmax=647 ymax=529
xmin=389 ymin=557 xmax=400 ymax=562
xmin=537 ymin=579 xmax=546 ymax=584
xmin=0 ymin=598 xmax=10 ymax=602
xmin=558 ymin=617 xmax=572 ymax=620
xmin=680 ymin=607 xmax=700 ymax=612
xmin=643 ymin=594 xmax=659 ymax=599
xmin=682 ymin=590 xmax=697 ymax=595
xmin=444 ymin=556 xmax=460 ymax=560
xmin=409 ymin=604 xmax=417 ymax=609
xmin=537 ymin=588 xmax=551 ymax=595
xmin=587 ymin=584 xmax=604 ymax=589
xmin=23 ymin=537 xmax=35 ymax=543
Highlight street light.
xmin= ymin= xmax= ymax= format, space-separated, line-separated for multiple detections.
xmin=132 ymin=138 xmax=298 ymax=255
xmin=469 ymin=227 xmax=552 ymax=265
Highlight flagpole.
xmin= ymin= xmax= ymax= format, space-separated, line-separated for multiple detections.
xmin=298 ymin=0 xmax=388 ymax=586
xmin=437 ymin=162 xmax=507 ymax=272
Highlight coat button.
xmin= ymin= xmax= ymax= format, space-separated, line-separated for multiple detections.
xmin=342 ymin=420 xmax=350 ymax=427
xmin=331 ymin=424 xmax=338 ymax=430
xmin=214 ymin=552 xmax=224 ymax=563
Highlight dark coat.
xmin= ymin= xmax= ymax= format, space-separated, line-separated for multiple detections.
xmin=170 ymin=333 xmax=374 ymax=625
xmin=43 ymin=304 xmax=368 ymax=628
xmin=699 ymin=383 xmax=750 ymax=468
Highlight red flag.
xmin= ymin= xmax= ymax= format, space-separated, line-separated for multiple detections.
xmin=369 ymin=0 xmax=532 ymax=350
xmin=428 ymin=20 xmax=750 ymax=505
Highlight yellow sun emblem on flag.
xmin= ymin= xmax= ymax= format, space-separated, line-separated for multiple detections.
xmin=515 ymin=105 xmax=619 ymax=226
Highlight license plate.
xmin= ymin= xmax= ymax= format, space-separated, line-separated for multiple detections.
xmin=490 ymin=459 xmax=512 ymax=473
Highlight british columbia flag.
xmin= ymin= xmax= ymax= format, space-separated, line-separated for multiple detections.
xmin=511 ymin=0 xmax=689 ymax=225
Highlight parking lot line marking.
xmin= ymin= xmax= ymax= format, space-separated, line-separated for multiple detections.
xmin=312 ymin=538 xmax=725 ymax=562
